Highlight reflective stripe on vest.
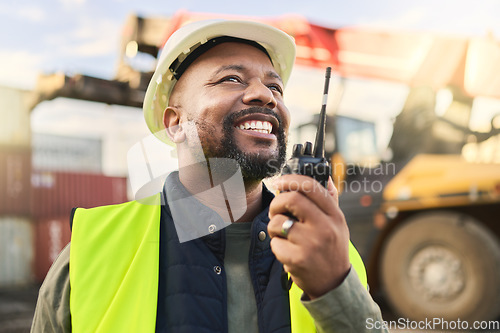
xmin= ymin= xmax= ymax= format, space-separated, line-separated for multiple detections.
xmin=70 ymin=193 xmax=368 ymax=333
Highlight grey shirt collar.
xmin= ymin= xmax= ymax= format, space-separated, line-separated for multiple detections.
xmin=164 ymin=171 xmax=233 ymax=243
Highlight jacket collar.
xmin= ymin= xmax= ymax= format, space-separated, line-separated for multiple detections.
xmin=163 ymin=172 xmax=275 ymax=256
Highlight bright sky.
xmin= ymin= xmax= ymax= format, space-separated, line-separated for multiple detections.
xmin=3 ymin=0 xmax=500 ymax=89
xmin=2 ymin=0 xmax=500 ymax=174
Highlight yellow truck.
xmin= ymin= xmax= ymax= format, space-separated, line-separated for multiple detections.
xmin=301 ymin=85 xmax=500 ymax=322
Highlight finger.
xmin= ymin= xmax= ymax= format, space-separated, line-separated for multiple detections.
xmin=327 ymin=177 xmax=339 ymax=205
xmin=267 ymin=214 xmax=308 ymax=242
xmin=269 ymin=190 xmax=328 ymax=223
xmin=269 ymin=237 xmax=303 ymax=273
xmin=273 ymin=174 xmax=336 ymax=215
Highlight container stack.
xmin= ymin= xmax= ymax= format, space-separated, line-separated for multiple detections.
xmin=31 ymin=132 xmax=129 ymax=282
xmin=31 ymin=169 xmax=128 ymax=281
xmin=0 ymin=86 xmax=33 ymax=287
xmin=1 ymin=87 xmax=132 ymax=286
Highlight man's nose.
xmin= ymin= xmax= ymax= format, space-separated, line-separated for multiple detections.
xmin=242 ymin=81 xmax=277 ymax=109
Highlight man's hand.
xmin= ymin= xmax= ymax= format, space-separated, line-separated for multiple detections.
xmin=268 ymin=174 xmax=350 ymax=299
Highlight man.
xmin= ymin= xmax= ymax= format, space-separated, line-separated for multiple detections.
xmin=32 ymin=19 xmax=387 ymax=332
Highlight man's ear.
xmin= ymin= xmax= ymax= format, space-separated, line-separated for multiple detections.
xmin=163 ymin=106 xmax=186 ymax=143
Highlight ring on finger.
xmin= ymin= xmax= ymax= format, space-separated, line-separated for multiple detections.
xmin=281 ymin=218 xmax=296 ymax=238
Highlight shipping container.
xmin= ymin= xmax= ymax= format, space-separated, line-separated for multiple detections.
xmin=0 ymin=85 xmax=31 ymax=147
xmin=32 ymin=132 xmax=102 ymax=173
xmin=0 ymin=148 xmax=32 ymax=215
xmin=33 ymin=216 xmax=71 ymax=282
xmin=31 ymin=171 xmax=128 ymax=218
xmin=0 ymin=217 xmax=33 ymax=286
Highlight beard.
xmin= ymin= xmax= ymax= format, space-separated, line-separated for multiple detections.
xmin=193 ymin=107 xmax=287 ymax=182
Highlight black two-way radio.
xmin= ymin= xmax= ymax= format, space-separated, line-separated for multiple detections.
xmin=281 ymin=67 xmax=332 ymax=188
xmin=279 ymin=67 xmax=333 ymax=291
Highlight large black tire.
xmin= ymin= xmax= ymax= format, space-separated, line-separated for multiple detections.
xmin=381 ymin=211 xmax=500 ymax=322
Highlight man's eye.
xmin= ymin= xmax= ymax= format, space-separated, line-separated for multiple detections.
xmin=268 ymin=84 xmax=283 ymax=95
xmin=219 ymin=76 xmax=241 ymax=83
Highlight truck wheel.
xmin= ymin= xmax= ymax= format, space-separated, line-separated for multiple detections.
xmin=380 ymin=211 xmax=500 ymax=322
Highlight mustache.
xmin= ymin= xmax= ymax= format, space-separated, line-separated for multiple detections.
xmin=223 ymin=107 xmax=283 ymax=129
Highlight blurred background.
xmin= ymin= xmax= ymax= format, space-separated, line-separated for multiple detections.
xmin=1 ymin=0 xmax=500 ymax=332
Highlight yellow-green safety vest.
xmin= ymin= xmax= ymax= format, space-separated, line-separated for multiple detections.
xmin=70 ymin=193 xmax=367 ymax=333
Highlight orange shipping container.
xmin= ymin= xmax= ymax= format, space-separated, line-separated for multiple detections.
xmin=0 ymin=148 xmax=31 ymax=216
xmin=33 ymin=216 xmax=71 ymax=282
xmin=31 ymin=171 xmax=128 ymax=218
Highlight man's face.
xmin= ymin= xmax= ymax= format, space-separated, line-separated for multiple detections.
xmin=168 ymin=42 xmax=291 ymax=181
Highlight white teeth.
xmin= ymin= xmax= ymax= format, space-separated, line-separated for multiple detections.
xmin=236 ymin=120 xmax=273 ymax=134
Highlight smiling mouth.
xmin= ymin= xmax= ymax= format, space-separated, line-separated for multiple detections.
xmin=235 ymin=120 xmax=273 ymax=134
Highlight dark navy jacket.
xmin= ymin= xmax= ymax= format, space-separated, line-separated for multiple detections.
xmin=155 ymin=182 xmax=292 ymax=333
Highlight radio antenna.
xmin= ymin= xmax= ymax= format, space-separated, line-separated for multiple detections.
xmin=313 ymin=67 xmax=331 ymax=158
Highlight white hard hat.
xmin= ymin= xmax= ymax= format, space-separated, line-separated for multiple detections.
xmin=143 ymin=19 xmax=296 ymax=144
